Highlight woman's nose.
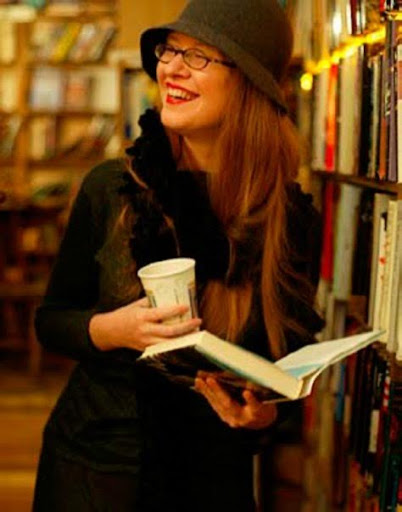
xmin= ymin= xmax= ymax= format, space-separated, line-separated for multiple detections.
xmin=163 ymin=53 xmax=191 ymax=76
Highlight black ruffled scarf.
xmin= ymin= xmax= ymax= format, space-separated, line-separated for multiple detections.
xmin=119 ymin=109 xmax=321 ymax=293
xmin=120 ymin=109 xmax=230 ymax=284
xmin=119 ymin=109 xmax=325 ymax=348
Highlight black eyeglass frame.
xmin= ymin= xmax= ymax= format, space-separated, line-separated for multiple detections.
xmin=154 ymin=43 xmax=236 ymax=70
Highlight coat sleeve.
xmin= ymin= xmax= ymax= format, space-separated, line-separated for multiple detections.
xmin=35 ymin=170 xmax=104 ymax=361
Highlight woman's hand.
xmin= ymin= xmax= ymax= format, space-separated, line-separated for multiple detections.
xmin=89 ymin=297 xmax=201 ymax=352
xmin=194 ymin=376 xmax=277 ymax=430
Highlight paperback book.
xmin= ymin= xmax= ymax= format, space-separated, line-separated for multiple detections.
xmin=137 ymin=329 xmax=384 ymax=403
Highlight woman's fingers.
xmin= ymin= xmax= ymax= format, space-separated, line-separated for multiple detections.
xmin=195 ymin=377 xmax=278 ymax=429
xmin=147 ymin=317 xmax=202 ymax=339
xmin=145 ymin=303 xmax=190 ymax=322
xmin=242 ymin=390 xmax=260 ymax=408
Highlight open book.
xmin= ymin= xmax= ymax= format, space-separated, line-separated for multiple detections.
xmin=137 ymin=329 xmax=383 ymax=402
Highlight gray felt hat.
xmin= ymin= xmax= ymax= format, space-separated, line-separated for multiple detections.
xmin=140 ymin=0 xmax=293 ymax=114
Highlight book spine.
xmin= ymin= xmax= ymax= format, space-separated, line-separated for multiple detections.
xmin=368 ymin=53 xmax=383 ymax=178
xmin=359 ymin=45 xmax=374 ymax=177
xmin=332 ymin=183 xmax=362 ymax=300
xmin=324 ymin=63 xmax=339 ymax=172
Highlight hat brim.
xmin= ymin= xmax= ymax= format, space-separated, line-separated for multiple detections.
xmin=140 ymin=20 xmax=288 ymax=114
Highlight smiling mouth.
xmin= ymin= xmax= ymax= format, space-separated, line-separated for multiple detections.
xmin=166 ymin=86 xmax=199 ymax=104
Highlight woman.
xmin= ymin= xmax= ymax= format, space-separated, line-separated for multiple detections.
xmin=33 ymin=0 xmax=324 ymax=510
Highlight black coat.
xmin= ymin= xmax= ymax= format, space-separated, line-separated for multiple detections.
xmin=33 ymin=110 xmax=324 ymax=511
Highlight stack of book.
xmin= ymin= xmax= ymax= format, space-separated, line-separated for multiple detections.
xmin=310 ymin=15 xmax=402 ymax=184
xmin=30 ymin=19 xmax=117 ymax=63
xmin=28 ymin=66 xmax=119 ymax=112
xmin=289 ymin=1 xmax=402 ymax=510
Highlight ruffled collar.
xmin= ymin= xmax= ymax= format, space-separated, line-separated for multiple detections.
xmin=120 ymin=108 xmax=318 ymax=287
xmin=124 ymin=109 xmax=179 ymax=216
xmin=120 ymin=109 xmax=231 ymax=282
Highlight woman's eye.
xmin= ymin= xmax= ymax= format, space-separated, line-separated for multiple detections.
xmin=188 ymin=51 xmax=208 ymax=63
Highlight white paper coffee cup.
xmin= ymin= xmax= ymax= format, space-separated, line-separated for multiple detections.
xmin=137 ymin=258 xmax=198 ymax=323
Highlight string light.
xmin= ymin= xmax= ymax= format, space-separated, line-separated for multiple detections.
xmin=299 ymin=27 xmax=385 ymax=89
xmin=300 ymin=73 xmax=313 ymax=91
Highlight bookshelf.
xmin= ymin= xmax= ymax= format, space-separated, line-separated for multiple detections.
xmin=291 ymin=1 xmax=402 ymax=510
xmin=0 ymin=0 xmax=121 ymax=374
xmin=0 ymin=1 xmax=120 ymax=204
xmin=313 ymin=170 xmax=402 ymax=196
xmin=119 ymin=59 xmax=159 ymax=143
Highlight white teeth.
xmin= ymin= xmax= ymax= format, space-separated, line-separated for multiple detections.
xmin=167 ymin=87 xmax=194 ymax=100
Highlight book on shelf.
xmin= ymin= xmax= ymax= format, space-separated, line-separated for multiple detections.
xmin=378 ymin=376 xmax=402 ymax=511
xmin=311 ymin=66 xmax=330 ymax=171
xmin=358 ymin=45 xmax=374 ymax=178
xmin=67 ymin=22 xmax=97 ymax=62
xmin=85 ymin=21 xmax=116 ymax=62
xmin=0 ymin=69 xmax=17 ymax=111
xmin=137 ymin=329 xmax=383 ymax=403
xmin=351 ymin=190 xmax=374 ymax=305
xmin=397 ymin=39 xmax=402 ymax=184
xmin=368 ymin=193 xmax=390 ymax=326
xmin=329 ymin=0 xmax=352 ymax=49
xmin=337 ymin=49 xmax=363 ymax=175
xmin=397 ymin=260 xmax=402 ymax=361
xmin=0 ymin=115 xmax=21 ymax=158
xmin=122 ymin=70 xmax=159 ymax=140
xmin=0 ymin=20 xmax=16 ymax=64
xmin=385 ymin=0 xmax=402 ymax=11
xmin=366 ymin=350 xmax=388 ymax=490
xmin=29 ymin=66 xmax=66 ymax=110
xmin=319 ymin=181 xmax=336 ymax=282
xmin=368 ymin=52 xmax=383 ymax=179
xmin=385 ymin=18 xmax=402 ymax=183
xmin=357 ymin=347 xmax=377 ymax=474
xmin=29 ymin=66 xmax=115 ymax=113
xmin=56 ymin=115 xmax=115 ymax=158
xmin=366 ymin=197 xmax=402 ymax=350
xmin=379 ymin=200 xmax=401 ymax=350
xmin=63 ymin=71 xmax=93 ymax=111
xmin=49 ymin=21 xmax=81 ymax=63
xmin=324 ymin=63 xmax=339 ymax=172
xmin=31 ymin=20 xmax=116 ymax=64
xmin=360 ymin=0 xmax=382 ymax=33
xmin=332 ymin=183 xmax=362 ymax=300
xmin=31 ymin=22 xmax=66 ymax=61
xmin=289 ymin=0 xmax=313 ymax=60
xmin=29 ymin=116 xmax=56 ymax=160
xmin=378 ymin=41 xmax=389 ymax=181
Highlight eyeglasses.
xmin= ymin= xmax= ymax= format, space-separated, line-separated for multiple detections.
xmin=154 ymin=43 xmax=236 ymax=71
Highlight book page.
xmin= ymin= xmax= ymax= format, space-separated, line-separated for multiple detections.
xmin=275 ymin=331 xmax=382 ymax=373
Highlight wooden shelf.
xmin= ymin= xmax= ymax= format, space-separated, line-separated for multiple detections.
xmin=27 ymin=109 xmax=117 ymax=117
xmin=0 ymin=61 xmax=17 ymax=68
xmin=27 ymin=59 xmax=112 ymax=68
xmin=312 ymin=170 xmax=401 ymax=195
xmin=0 ymin=5 xmax=36 ymax=21
xmin=29 ymin=157 xmax=103 ymax=168
xmin=39 ymin=9 xmax=118 ymax=21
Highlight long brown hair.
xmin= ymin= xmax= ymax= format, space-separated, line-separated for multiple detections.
xmin=126 ymin=73 xmax=315 ymax=360
xmin=198 ymin=73 xmax=305 ymax=360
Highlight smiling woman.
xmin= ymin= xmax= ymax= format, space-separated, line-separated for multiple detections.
xmin=156 ymin=32 xmax=237 ymax=147
xmin=32 ymin=1 xmax=324 ymax=511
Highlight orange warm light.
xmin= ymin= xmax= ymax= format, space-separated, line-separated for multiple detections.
xmin=300 ymin=28 xmax=385 ymax=90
